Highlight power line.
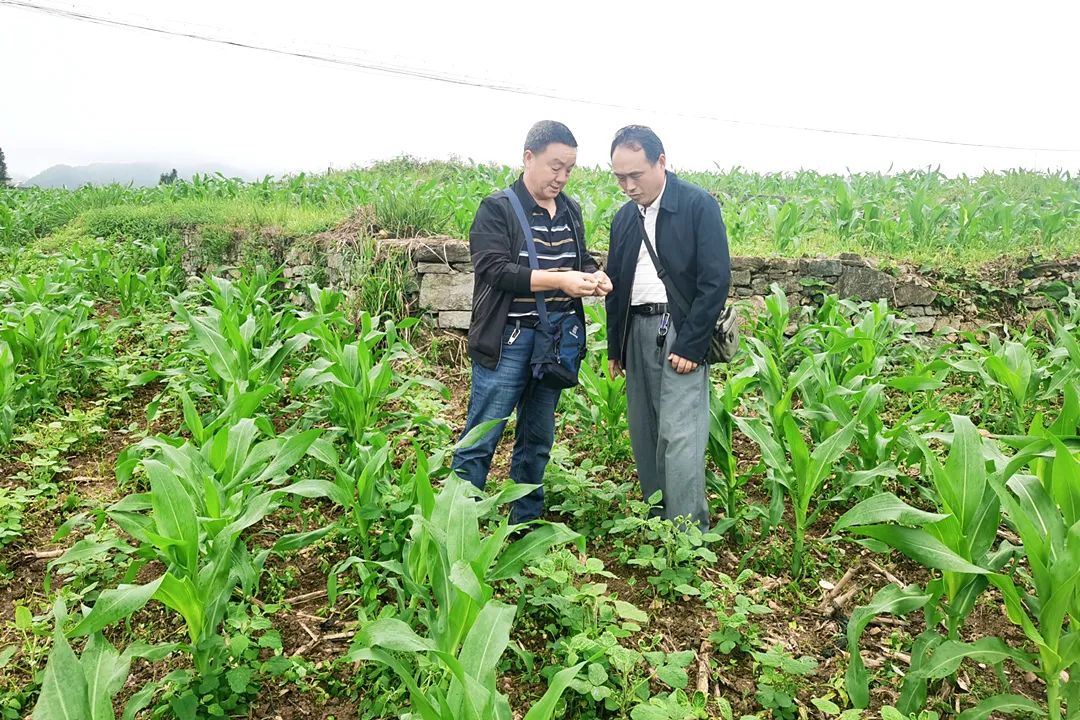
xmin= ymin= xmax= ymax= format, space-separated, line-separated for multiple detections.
xmin=5 ymin=0 xmax=1080 ymax=155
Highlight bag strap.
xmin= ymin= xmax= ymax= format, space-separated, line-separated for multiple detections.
xmin=503 ymin=188 xmax=551 ymax=329
xmin=637 ymin=212 xmax=692 ymax=317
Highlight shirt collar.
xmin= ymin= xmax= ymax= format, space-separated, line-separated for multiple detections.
xmin=513 ymin=174 xmax=567 ymax=215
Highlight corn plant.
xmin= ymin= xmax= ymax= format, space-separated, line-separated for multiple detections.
xmin=349 ymin=464 xmax=584 ymax=720
xmin=109 ymin=421 xmax=339 ymax=676
xmin=0 ymin=276 xmax=110 ymax=417
xmin=736 ymin=411 xmax=855 ymax=577
xmin=768 ymin=199 xmax=816 ymax=252
xmin=829 ymin=179 xmax=860 ymax=238
xmin=562 ymin=305 xmax=628 ymax=458
xmin=950 ymin=333 xmax=1056 ymax=434
xmin=352 ymin=602 xmax=583 ymax=720
xmin=751 ymin=284 xmax=809 ymax=364
xmin=801 ymin=295 xmax=913 ymax=383
xmin=835 ymin=415 xmax=1023 ymax=712
xmin=981 ymin=438 xmax=1080 ymax=720
xmin=296 ymin=308 xmax=442 ymax=446
xmin=706 ymin=364 xmax=756 ymax=533
xmin=32 ymin=600 xmax=179 ymax=720
xmin=168 ymin=291 xmax=314 ymax=417
xmin=0 ymin=340 xmax=14 ymax=446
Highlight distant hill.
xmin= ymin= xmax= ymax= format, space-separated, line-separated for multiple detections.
xmin=24 ymin=162 xmax=256 ymax=189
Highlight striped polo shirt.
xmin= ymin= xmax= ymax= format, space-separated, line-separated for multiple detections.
xmin=508 ymin=185 xmax=579 ymax=322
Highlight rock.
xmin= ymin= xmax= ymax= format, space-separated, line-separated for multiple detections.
xmin=735 ymin=286 xmax=754 ymax=297
xmin=893 ymin=278 xmax=938 ymax=307
xmin=731 ymin=256 xmax=766 ymax=272
xmin=833 ymin=265 xmax=896 ymax=302
xmin=804 ymin=259 xmax=843 ymax=277
xmin=737 ymin=295 xmax=768 ymax=320
xmin=731 ymin=270 xmax=752 ymax=287
xmin=413 ymin=240 xmax=471 ymax=264
xmin=417 ymin=262 xmax=454 ymax=274
xmin=437 ymin=311 xmax=472 ymax=330
xmin=419 ymin=273 xmax=474 ymax=311
xmin=765 ymin=258 xmax=797 ymax=274
xmin=839 ymin=252 xmax=869 ymax=267
xmin=780 ymin=277 xmax=804 ymax=293
xmin=934 ymin=316 xmax=963 ymax=333
xmin=1024 ymin=295 xmax=1054 ymax=310
xmin=905 ymin=306 xmax=925 ymax=317
xmin=911 ymin=316 xmax=937 ymax=333
xmin=1019 ymin=261 xmax=1060 ymax=279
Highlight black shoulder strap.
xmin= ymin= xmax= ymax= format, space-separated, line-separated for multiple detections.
xmin=637 ymin=212 xmax=691 ymax=316
xmin=503 ymin=188 xmax=551 ymax=328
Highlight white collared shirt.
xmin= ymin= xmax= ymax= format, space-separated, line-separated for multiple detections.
xmin=630 ymin=182 xmax=668 ymax=305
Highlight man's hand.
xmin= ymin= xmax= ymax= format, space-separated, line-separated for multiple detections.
xmin=608 ymin=358 xmax=624 ymax=378
xmin=668 ymin=353 xmax=698 ymax=374
xmin=591 ymin=270 xmax=613 ymax=297
xmin=559 ymin=271 xmax=600 ymax=298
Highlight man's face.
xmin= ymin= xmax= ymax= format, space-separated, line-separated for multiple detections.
xmin=611 ymin=145 xmax=666 ymax=207
xmin=523 ymin=143 xmax=577 ymax=201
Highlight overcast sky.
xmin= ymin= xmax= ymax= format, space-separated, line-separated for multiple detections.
xmin=3 ymin=0 xmax=1080 ymax=179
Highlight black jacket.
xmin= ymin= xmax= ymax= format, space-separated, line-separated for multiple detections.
xmin=468 ymin=177 xmax=599 ymax=369
xmin=605 ymin=171 xmax=731 ymax=364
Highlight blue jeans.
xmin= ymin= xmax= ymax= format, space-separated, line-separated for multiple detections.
xmin=451 ymin=319 xmax=564 ymax=523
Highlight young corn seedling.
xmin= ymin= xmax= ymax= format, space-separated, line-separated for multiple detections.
xmin=981 ymin=438 xmax=1080 ymax=720
xmin=108 ymin=421 xmax=340 ymax=677
xmin=33 ymin=599 xmax=180 ymax=720
xmin=0 ymin=340 xmax=14 ymax=447
xmin=951 ymin=333 xmax=1051 ymax=435
xmin=169 ymin=296 xmax=314 ymax=412
xmin=295 ymin=310 xmax=440 ymax=447
xmin=706 ymin=364 xmax=756 ymax=533
xmin=349 ymin=465 xmax=585 ymax=720
xmin=835 ymin=415 xmax=1025 ymax=712
xmin=561 ymin=305 xmax=628 ymax=459
xmin=736 ymin=411 xmax=855 ymax=577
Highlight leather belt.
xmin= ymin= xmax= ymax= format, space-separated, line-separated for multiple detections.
xmin=630 ymin=303 xmax=669 ymax=316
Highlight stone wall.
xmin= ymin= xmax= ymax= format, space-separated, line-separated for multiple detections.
xmin=404 ymin=239 xmax=968 ymax=333
xmin=188 ymin=227 xmax=1075 ymax=334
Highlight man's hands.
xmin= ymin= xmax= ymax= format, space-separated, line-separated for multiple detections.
xmin=610 ymin=355 xmax=698 ymax=376
xmin=668 ymin=353 xmax=698 ymax=374
xmin=591 ymin=270 xmax=613 ymax=296
xmin=558 ymin=270 xmax=612 ymax=298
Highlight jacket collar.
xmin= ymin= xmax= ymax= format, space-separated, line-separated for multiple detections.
xmin=658 ymin=170 xmax=680 ymax=214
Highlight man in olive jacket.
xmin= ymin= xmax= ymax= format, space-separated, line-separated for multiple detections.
xmin=451 ymin=120 xmax=611 ymax=524
xmin=605 ymin=125 xmax=731 ymax=529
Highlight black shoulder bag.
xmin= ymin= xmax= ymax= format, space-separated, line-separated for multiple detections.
xmin=503 ymin=188 xmax=585 ymax=388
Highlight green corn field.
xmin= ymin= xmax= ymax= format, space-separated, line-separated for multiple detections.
xmin=1 ymin=161 xmax=1080 ymax=719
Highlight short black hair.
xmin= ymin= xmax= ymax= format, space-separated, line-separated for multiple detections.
xmin=524 ymin=120 xmax=578 ymax=155
xmin=610 ymin=125 xmax=665 ymax=164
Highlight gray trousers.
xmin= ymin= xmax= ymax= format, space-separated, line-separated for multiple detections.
xmin=625 ymin=313 xmax=710 ymax=529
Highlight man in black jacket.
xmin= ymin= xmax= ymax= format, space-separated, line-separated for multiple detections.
xmin=605 ymin=125 xmax=731 ymax=529
xmin=451 ymin=120 xmax=611 ymax=523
